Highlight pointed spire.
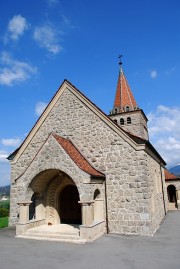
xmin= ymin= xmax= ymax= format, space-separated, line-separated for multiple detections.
xmin=113 ymin=59 xmax=138 ymax=112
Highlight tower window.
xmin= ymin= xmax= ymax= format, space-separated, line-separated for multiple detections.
xmin=120 ymin=118 xmax=124 ymax=125
xmin=127 ymin=117 xmax=131 ymax=124
xmin=114 ymin=108 xmax=117 ymax=114
xmin=125 ymin=106 xmax=130 ymax=112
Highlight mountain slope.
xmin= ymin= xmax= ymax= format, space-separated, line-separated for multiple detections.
xmin=0 ymin=185 xmax=10 ymax=196
xmin=169 ymin=165 xmax=180 ymax=176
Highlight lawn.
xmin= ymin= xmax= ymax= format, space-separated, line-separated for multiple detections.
xmin=0 ymin=200 xmax=9 ymax=228
xmin=0 ymin=217 xmax=8 ymax=228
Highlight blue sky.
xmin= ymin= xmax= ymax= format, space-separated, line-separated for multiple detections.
xmin=0 ymin=0 xmax=180 ymax=186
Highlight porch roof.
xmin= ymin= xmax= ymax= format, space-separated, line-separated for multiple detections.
xmin=165 ymin=169 xmax=179 ymax=181
xmin=53 ymin=134 xmax=105 ymax=178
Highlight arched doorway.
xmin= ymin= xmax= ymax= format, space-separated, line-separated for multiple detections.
xmin=28 ymin=169 xmax=82 ymax=225
xmin=167 ymin=185 xmax=177 ymax=209
xmin=60 ymin=185 xmax=82 ymax=224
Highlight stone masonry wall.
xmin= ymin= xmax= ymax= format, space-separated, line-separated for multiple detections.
xmin=10 ymin=134 xmax=105 ymax=226
xmin=166 ymin=180 xmax=180 ymax=190
xmin=10 ymin=87 xmax=164 ymax=235
xmin=146 ymin=155 xmax=167 ymax=234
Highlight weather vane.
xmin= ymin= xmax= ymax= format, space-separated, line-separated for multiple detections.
xmin=118 ymin=55 xmax=123 ymax=65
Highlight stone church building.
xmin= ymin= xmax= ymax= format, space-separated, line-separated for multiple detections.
xmin=8 ymin=64 xmax=169 ymax=242
xmin=165 ymin=169 xmax=180 ymax=210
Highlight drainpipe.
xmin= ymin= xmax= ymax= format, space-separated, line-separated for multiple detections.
xmin=160 ymin=162 xmax=167 ymax=215
xmin=104 ymin=178 xmax=109 ymax=233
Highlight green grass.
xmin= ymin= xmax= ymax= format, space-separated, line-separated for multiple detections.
xmin=0 ymin=217 xmax=8 ymax=228
xmin=0 ymin=200 xmax=10 ymax=228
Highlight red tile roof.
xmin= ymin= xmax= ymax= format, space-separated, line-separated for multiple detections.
xmin=165 ymin=169 xmax=178 ymax=181
xmin=114 ymin=68 xmax=138 ymax=111
xmin=53 ymin=134 xmax=105 ymax=178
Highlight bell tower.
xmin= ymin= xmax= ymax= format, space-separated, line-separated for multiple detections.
xmin=109 ymin=57 xmax=149 ymax=140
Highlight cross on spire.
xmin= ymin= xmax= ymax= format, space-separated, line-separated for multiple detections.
xmin=113 ymin=58 xmax=138 ymax=112
xmin=118 ymin=55 xmax=123 ymax=66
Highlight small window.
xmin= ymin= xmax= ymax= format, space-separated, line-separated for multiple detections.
xmin=125 ymin=106 xmax=130 ymax=112
xmin=114 ymin=108 xmax=117 ymax=114
xmin=120 ymin=118 xmax=124 ymax=125
xmin=127 ymin=117 xmax=131 ymax=124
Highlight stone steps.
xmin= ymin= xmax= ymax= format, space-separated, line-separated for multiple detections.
xmin=16 ymin=224 xmax=87 ymax=244
xmin=17 ymin=233 xmax=86 ymax=244
xmin=168 ymin=202 xmax=178 ymax=211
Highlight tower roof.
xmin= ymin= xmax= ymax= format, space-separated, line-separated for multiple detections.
xmin=114 ymin=67 xmax=138 ymax=112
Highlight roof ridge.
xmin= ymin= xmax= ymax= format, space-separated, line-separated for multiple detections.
xmin=8 ymin=79 xmax=140 ymax=162
xmin=8 ymin=78 xmax=164 ymax=165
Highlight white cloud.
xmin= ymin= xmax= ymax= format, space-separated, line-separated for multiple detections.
xmin=153 ymin=137 xmax=180 ymax=168
xmin=61 ymin=15 xmax=74 ymax=29
xmin=0 ymin=51 xmax=37 ymax=86
xmin=33 ymin=24 xmax=62 ymax=54
xmin=0 ymin=162 xmax=10 ymax=186
xmin=148 ymin=105 xmax=180 ymax=137
xmin=150 ymin=70 xmax=157 ymax=79
xmin=35 ymin=102 xmax=47 ymax=116
xmin=1 ymin=138 xmax=21 ymax=147
xmin=0 ymin=150 xmax=9 ymax=162
xmin=6 ymin=15 xmax=30 ymax=41
xmin=147 ymin=105 xmax=180 ymax=167
xmin=44 ymin=0 xmax=59 ymax=7
xmin=165 ymin=67 xmax=175 ymax=75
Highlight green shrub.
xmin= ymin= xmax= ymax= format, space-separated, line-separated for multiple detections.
xmin=0 ymin=208 xmax=9 ymax=217
xmin=0 ymin=200 xmax=10 ymax=209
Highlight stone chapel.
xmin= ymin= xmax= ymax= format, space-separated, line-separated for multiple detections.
xmin=8 ymin=63 xmax=169 ymax=242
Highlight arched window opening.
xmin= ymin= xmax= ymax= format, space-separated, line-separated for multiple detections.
xmin=94 ymin=189 xmax=101 ymax=200
xmin=29 ymin=193 xmax=36 ymax=220
xmin=125 ymin=106 xmax=130 ymax=112
xmin=114 ymin=108 xmax=117 ymax=114
xmin=120 ymin=118 xmax=124 ymax=125
xmin=127 ymin=117 xmax=131 ymax=124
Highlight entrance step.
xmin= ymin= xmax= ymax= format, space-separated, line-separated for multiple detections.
xmin=16 ymin=224 xmax=87 ymax=244
xmin=168 ymin=202 xmax=177 ymax=211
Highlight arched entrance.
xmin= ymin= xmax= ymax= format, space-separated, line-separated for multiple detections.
xmin=167 ymin=185 xmax=177 ymax=209
xmin=27 ymin=169 xmax=82 ymax=225
xmin=60 ymin=185 xmax=82 ymax=224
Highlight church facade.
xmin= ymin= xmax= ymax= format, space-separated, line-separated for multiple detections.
xmin=8 ymin=65 xmax=168 ymax=242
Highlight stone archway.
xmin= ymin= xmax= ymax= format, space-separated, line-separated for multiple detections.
xmin=59 ymin=185 xmax=81 ymax=224
xmin=27 ymin=169 xmax=82 ymax=225
xmin=167 ymin=185 xmax=177 ymax=209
